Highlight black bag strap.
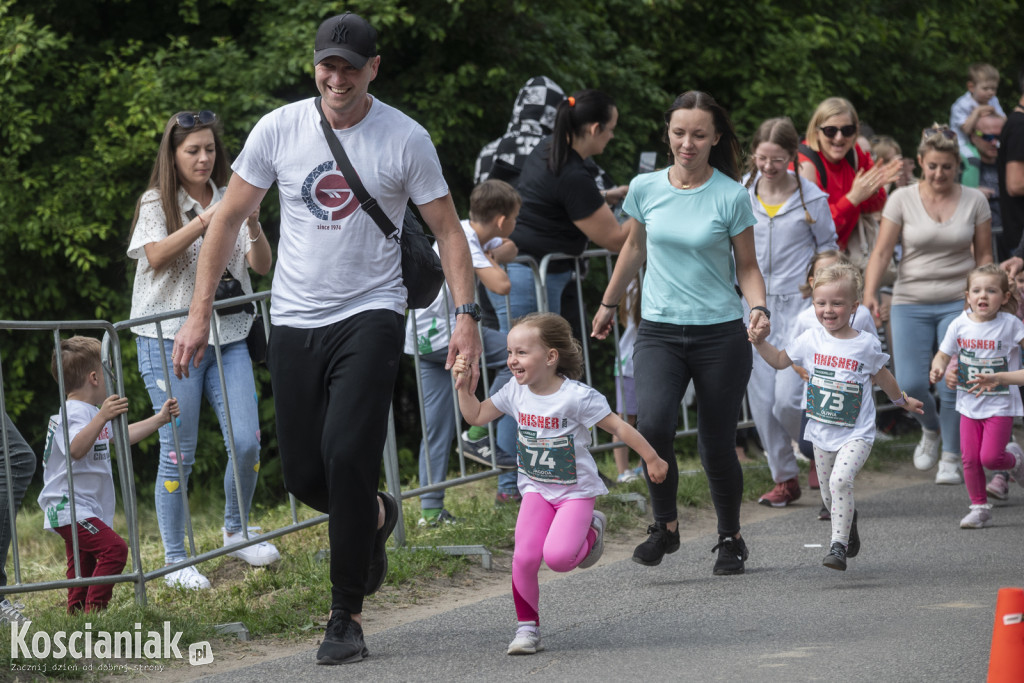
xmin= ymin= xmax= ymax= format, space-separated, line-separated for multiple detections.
xmin=314 ymin=96 xmax=400 ymax=242
xmin=798 ymin=143 xmax=858 ymax=188
xmin=798 ymin=144 xmax=827 ymax=187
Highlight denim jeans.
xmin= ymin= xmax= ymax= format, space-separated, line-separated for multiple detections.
xmin=486 ymin=262 xmax=573 ymax=493
xmin=1 ymin=412 xmax=36 ymax=598
xmin=137 ymin=336 xmax=261 ymax=563
xmin=633 ymin=319 xmax=751 ymax=537
xmin=890 ymin=300 xmax=963 ymax=454
xmin=417 ymin=327 xmax=511 ymax=510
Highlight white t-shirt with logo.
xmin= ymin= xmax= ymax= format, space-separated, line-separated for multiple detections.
xmin=232 ymin=97 xmax=450 ymax=327
xmin=787 ymin=327 xmax=890 ymax=451
xmin=939 ymin=310 xmax=1024 ymax=419
xmin=490 ymin=378 xmax=611 ymax=503
xmin=404 ymin=220 xmax=501 ymax=355
xmin=38 ymin=400 xmax=117 ymax=530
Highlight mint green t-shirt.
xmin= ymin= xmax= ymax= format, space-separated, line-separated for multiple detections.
xmin=623 ymin=168 xmax=755 ymax=325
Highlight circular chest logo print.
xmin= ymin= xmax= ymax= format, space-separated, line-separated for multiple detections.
xmin=301 ymin=160 xmax=360 ymax=221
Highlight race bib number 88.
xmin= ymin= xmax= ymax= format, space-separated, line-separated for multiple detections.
xmin=957 ymin=351 xmax=1008 ymax=394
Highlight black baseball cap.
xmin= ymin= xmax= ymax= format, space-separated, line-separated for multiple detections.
xmin=314 ymin=12 xmax=377 ymax=68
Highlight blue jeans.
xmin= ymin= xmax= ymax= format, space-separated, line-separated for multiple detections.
xmin=416 ymin=327 xmax=511 ymax=509
xmin=1 ymin=413 xmax=36 ymax=598
xmin=890 ymin=301 xmax=963 ymax=454
xmin=486 ymin=263 xmax=573 ymax=493
xmin=137 ymin=336 xmax=261 ymax=563
xmin=633 ymin=319 xmax=751 ymax=538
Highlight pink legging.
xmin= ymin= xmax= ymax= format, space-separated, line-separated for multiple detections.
xmin=960 ymin=415 xmax=1016 ymax=505
xmin=512 ymin=493 xmax=596 ymax=624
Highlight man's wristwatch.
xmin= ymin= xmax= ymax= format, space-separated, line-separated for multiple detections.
xmin=454 ymin=303 xmax=482 ymax=322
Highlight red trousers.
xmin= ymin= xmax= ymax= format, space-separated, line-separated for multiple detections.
xmin=54 ymin=518 xmax=128 ymax=613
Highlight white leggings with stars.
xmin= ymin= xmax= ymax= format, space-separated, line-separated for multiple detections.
xmin=813 ymin=439 xmax=872 ymax=547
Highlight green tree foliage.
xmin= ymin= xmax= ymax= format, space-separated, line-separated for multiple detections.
xmin=2 ymin=0 xmax=1023 ymax=494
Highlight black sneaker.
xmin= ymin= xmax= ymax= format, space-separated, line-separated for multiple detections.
xmin=846 ymin=510 xmax=860 ymax=558
xmin=823 ymin=541 xmax=847 ymax=571
xmin=632 ymin=522 xmax=680 ymax=566
xmin=818 ymin=504 xmax=831 ymax=521
xmin=365 ymin=491 xmax=399 ymax=596
xmin=316 ymin=612 xmax=369 ymax=664
xmin=711 ymin=535 xmax=748 ymax=575
xmin=461 ymin=431 xmax=517 ymax=469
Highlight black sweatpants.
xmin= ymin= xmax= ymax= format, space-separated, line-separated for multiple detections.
xmin=267 ymin=309 xmax=404 ymax=614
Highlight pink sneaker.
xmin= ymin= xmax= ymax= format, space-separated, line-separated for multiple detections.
xmin=986 ymin=473 xmax=1010 ymax=501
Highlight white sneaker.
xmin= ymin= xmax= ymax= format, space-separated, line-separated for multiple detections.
xmin=223 ymin=527 xmax=281 ymax=566
xmin=507 ymin=621 xmax=543 ymax=655
xmin=1007 ymin=442 xmax=1024 ymax=488
xmin=935 ymin=454 xmax=962 ymax=485
xmin=578 ymin=511 xmax=606 ymax=569
xmin=164 ymin=564 xmax=211 ymax=590
xmin=616 ymin=470 xmax=639 ymax=484
xmin=913 ymin=429 xmax=941 ymax=470
xmin=959 ymin=505 xmax=993 ymax=529
xmin=0 ymin=599 xmax=29 ymax=625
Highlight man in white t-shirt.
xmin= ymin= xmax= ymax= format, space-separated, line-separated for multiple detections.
xmin=170 ymin=12 xmax=481 ymax=665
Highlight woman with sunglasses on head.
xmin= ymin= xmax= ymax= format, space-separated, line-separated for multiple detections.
xmin=592 ymin=91 xmax=769 ymax=575
xmin=128 ymin=110 xmax=277 ymax=589
xmin=863 ymin=125 xmax=993 ymax=485
xmin=742 ymin=117 xmax=838 ymax=509
xmin=798 ymin=97 xmax=903 ymax=250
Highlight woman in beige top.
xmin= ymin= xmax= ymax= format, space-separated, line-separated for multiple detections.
xmin=864 ymin=126 xmax=992 ymax=485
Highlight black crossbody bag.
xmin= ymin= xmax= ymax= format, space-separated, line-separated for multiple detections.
xmin=314 ymin=97 xmax=445 ymax=309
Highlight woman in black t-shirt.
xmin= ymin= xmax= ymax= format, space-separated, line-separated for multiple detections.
xmin=486 ymin=89 xmax=630 ymax=331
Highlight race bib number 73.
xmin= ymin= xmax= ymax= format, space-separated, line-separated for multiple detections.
xmin=806 ymin=375 xmax=862 ymax=428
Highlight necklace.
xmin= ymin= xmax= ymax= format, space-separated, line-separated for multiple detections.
xmin=670 ymin=165 xmax=711 ymax=189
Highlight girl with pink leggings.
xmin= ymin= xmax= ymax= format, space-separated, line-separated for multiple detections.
xmin=932 ymin=265 xmax=1024 ymax=529
xmin=452 ymin=313 xmax=667 ymax=655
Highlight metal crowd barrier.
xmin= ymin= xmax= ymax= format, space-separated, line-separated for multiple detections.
xmin=1 ymin=250 xmax=764 ymax=605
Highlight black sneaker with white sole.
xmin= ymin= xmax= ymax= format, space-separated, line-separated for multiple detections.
xmin=823 ymin=541 xmax=848 ymax=571
xmin=711 ymin=535 xmax=748 ymax=575
xmin=632 ymin=522 xmax=680 ymax=566
xmin=460 ymin=431 xmax=517 ymax=469
xmin=316 ymin=612 xmax=369 ymax=665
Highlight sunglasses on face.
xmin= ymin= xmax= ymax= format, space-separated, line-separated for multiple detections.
xmin=176 ymin=110 xmax=217 ymax=129
xmin=974 ymin=131 xmax=1000 ymax=143
xmin=922 ymin=126 xmax=956 ymax=141
xmin=819 ymin=124 xmax=857 ymax=139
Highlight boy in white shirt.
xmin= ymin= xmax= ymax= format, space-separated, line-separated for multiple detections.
xmin=404 ymin=180 xmax=520 ymax=523
xmin=39 ymin=336 xmax=178 ymax=612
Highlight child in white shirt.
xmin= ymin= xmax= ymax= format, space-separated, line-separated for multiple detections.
xmin=452 ymin=313 xmax=666 ymax=655
xmin=39 ymin=336 xmax=177 ymax=612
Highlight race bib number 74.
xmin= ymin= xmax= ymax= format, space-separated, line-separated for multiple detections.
xmin=516 ymin=430 xmax=577 ymax=485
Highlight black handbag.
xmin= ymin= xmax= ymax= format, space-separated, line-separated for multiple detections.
xmin=185 ymin=209 xmax=254 ymax=315
xmin=314 ymin=97 xmax=445 ymax=310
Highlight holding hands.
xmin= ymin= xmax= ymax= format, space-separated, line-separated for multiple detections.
xmin=746 ymin=309 xmax=771 ymax=344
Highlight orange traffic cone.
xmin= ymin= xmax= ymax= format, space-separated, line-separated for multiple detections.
xmin=987 ymin=587 xmax=1024 ymax=682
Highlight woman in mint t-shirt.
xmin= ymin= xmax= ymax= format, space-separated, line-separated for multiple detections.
xmin=592 ymin=91 xmax=769 ymax=576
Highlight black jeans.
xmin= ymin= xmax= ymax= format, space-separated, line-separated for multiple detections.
xmin=633 ymin=319 xmax=751 ymax=537
xmin=267 ymin=310 xmax=404 ymax=614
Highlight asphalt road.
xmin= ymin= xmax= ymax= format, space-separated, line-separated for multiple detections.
xmin=193 ymin=475 xmax=1024 ymax=682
